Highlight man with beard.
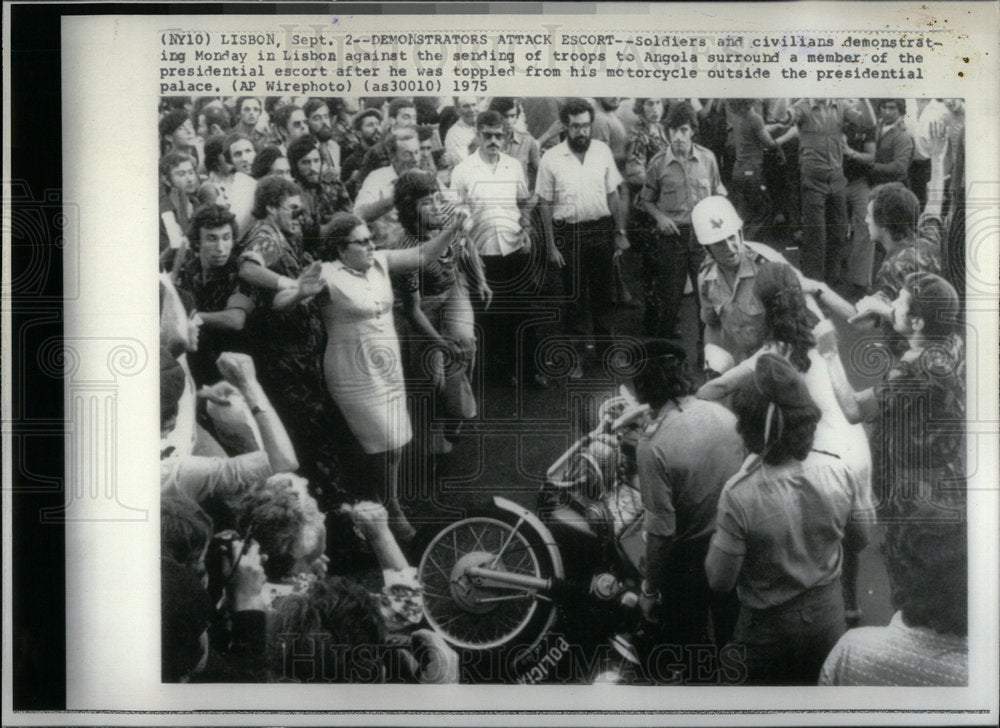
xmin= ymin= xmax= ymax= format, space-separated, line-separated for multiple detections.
xmin=287 ymin=135 xmax=353 ymax=254
xmin=451 ymin=110 xmax=543 ymax=387
xmin=175 ymin=204 xmax=253 ymax=387
xmin=237 ymin=176 xmax=346 ymax=500
xmin=639 ymin=101 xmax=726 ymax=342
xmin=357 ymin=98 xmax=418 ymax=185
xmin=536 ymin=98 xmax=629 ymax=377
xmin=444 ymin=97 xmax=479 ymax=163
xmin=354 ymin=127 xmax=420 ymax=248
xmin=159 ymin=151 xmax=200 ymax=268
xmin=223 ymin=132 xmax=257 ymax=177
xmin=693 ymin=196 xmax=793 ymax=365
xmin=269 ymin=104 xmax=310 ymax=157
xmin=303 ymin=98 xmax=342 ymax=180
xmin=342 ymin=107 xmax=383 ymax=196
xmin=234 ymin=96 xmax=268 ymax=151
xmin=330 ymin=97 xmax=361 ymax=152
xmin=590 ymin=97 xmax=627 ymax=170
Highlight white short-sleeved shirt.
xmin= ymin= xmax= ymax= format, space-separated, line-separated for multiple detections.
xmin=354 ymin=165 xmax=401 ymax=247
xmin=450 ymin=151 xmax=529 ymax=257
xmin=535 ymin=139 xmax=624 ymax=224
xmin=444 ymin=119 xmax=477 ymax=162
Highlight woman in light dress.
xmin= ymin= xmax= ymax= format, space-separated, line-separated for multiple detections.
xmin=275 ymin=209 xmax=465 ymax=542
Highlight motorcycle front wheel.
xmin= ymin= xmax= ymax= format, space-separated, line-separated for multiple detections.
xmin=418 ymin=510 xmax=558 ymax=657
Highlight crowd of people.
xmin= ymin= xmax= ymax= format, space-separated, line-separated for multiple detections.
xmin=158 ymin=95 xmax=968 ymax=685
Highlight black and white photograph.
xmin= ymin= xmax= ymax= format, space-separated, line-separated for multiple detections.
xmin=156 ymin=92 xmax=970 ymax=686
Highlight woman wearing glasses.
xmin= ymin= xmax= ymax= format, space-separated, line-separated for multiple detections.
xmin=275 ymin=206 xmax=466 ymax=542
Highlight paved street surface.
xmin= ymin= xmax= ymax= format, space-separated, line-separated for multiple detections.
xmin=348 ymin=223 xmax=894 ymax=666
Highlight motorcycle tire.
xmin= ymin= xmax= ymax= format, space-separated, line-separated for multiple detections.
xmin=417 ymin=506 xmax=562 ymax=683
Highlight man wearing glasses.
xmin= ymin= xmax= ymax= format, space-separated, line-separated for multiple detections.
xmin=536 ymin=97 xmax=629 ymax=377
xmin=451 ymin=110 xmax=544 ymax=387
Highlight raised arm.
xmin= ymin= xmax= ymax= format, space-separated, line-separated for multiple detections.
xmin=384 ymin=211 xmax=466 ymax=274
xmin=216 ymin=352 xmax=299 ymax=474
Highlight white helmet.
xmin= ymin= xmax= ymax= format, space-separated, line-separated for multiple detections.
xmin=692 ymin=196 xmax=743 ymax=247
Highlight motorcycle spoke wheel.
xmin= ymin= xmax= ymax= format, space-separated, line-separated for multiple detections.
xmin=419 ymin=516 xmax=550 ymax=651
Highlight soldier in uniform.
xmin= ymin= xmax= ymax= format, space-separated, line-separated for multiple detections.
xmin=631 ymin=339 xmax=744 ymax=670
xmin=693 ymin=196 xmax=796 ymax=366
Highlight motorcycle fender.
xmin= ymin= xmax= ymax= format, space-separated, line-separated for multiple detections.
xmin=491 ymin=496 xmax=565 ymax=580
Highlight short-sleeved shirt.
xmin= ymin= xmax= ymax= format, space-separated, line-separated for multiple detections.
xmin=711 ymin=450 xmax=875 ymax=610
xmin=535 ymin=139 xmax=624 ymax=223
xmin=787 ymin=99 xmax=866 ymax=180
xmin=354 ymin=165 xmax=401 ymax=248
xmin=699 ymin=241 xmax=789 ymax=364
xmin=637 ymin=397 xmax=745 ymax=543
xmin=819 ymin=611 xmax=968 ymax=686
xmin=444 ymin=119 xmax=477 ymax=162
xmin=451 ymin=151 xmax=530 ymax=257
xmin=471 ymin=130 xmax=541 ymax=190
xmin=641 ymin=143 xmax=725 ymax=225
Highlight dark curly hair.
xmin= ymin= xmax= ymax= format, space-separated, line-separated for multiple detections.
xmin=753 ymin=261 xmax=818 ymax=373
xmin=393 ymin=169 xmax=439 ymax=237
xmin=665 ymin=100 xmax=698 ymax=132
xmin=237 ymin=480 xmax=310 ymax=582
xmin=267 ymin=575 xmax=386 ymax=683
xmin=203 ymin=133 xmax=229 ymax=175
xmin=883 ymin=504 xmax=967 ymax=636
xmin=315 ymin=212 xmax=366 ymax=262
xmin=186 ymin=203 xmax=238 ymax=250
xmin=869 ymin=182 xmax=920 ymax=243
xmin=630 ymin=339 xmax=693 ymax=411
xmin=250 ymin=146 xmax=286 ymax=180
xmin=732 ymin=378 xmax=820 ymax=465
xmin=251 ymin=175 xmax=300 ymax=221
xmin=559 ymin=98 xmax=595 ymax=126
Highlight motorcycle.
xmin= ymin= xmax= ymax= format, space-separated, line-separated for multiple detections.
xmin=417 ymin=390 xmax=654 ymax=684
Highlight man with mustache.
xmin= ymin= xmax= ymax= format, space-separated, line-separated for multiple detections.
xmin=451 ymin=110 xmax=543 ymax=387
xmin=288 ymin=134 xmax=353 ymax=252
xmin=536 ymin=98 xmax=629 ymax=378
xmin=303 ymin=98 xmax=342 ymax=181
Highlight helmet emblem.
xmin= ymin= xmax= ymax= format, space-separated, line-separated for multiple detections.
xmin=711 ymin=217 xmax=724 ymax=229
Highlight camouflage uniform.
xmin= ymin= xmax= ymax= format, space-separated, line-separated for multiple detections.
xmin=871 ymin=333 xmax=965 ymax=515
xmin=239 ymin=220 xmax=351 ymax=504
xmin=175 ymin=255 xmax=252 ymax=387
